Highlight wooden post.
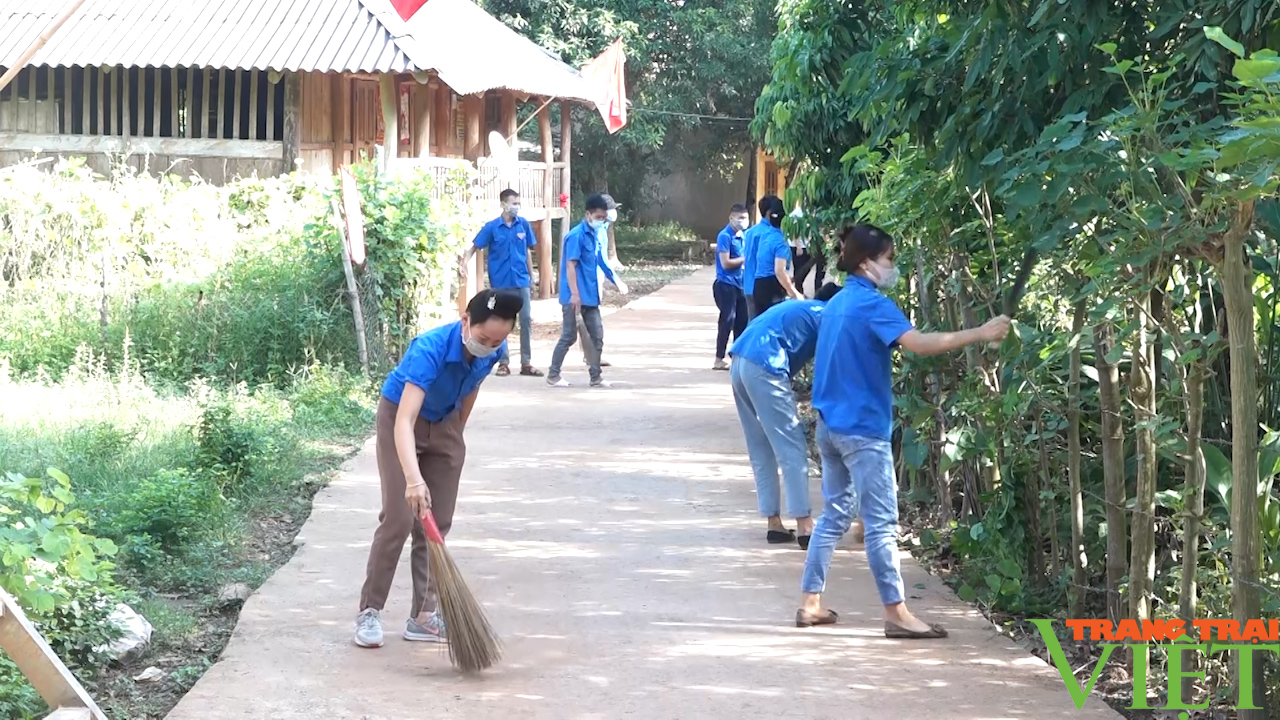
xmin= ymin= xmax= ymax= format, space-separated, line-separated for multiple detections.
xmin=80 ymin=68 xmax=88 ymax=134
xmin=538 ymin=102 xmax=554 ymax=299
xmin=559 ymin=100 xmax=573 ymax=292
xmin=248 ymin=70 xmax=258 ymax=140
xmin=28 ymin=67 xmax=36 ymax=130
xmin=463 ymin=94 xmax=483 ymax=161
xmin=0 ymin=591 xmax=107 ymax=720
xmin=60 ymin=68 xmax=69 ymax=133
xmin=122 ymin=67 xmax=130 ymax=138
xmin=413 ymin=82 xmax=431 ymax=158
xmin=501 ymin=91 xmax=517 ymax=140
xmin=754 ymin=147 xmax=766 ymax=222
xmin=377 ymin=73 xmax=397 ymax=172
xmin=330 ymin=198 xmax=370 ymax=375
xmin=185 ymin=67 xmax=194 ymax=137
xmin=151 ymin=68 xmax=160 ymax=136
xmin=330 ymin=74 xmax=344 ymax=173
xmin=282 ymin=71 xmax=301 ymax=173
xmin=202 ymin=67 xmax=211 ymax=138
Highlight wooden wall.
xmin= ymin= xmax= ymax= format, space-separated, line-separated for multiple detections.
xmin=0 ymin=64 xmax=288 ymax=183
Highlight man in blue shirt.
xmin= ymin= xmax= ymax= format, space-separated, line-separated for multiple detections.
xmin=797 ymin=223 xmax=1008 ymax=640
xmin=461 ymin=189 xmax=540 ymax=377
xmin=712 ymin=203 xmax=750 ymax=370
xmin=742 ymin=194 xmax=779 ymax=321
xmin=575 ymin=193 xmax=627 ymax=369
xmin=547 ymin=193 xmax=623 ymax=387
xmin=751 ymin=196 xmax=805 ymax=315
xmin=355 ymin=288 xmax=522 ymax=650
xmin=728 ymin=283 xmax=842 ymax=549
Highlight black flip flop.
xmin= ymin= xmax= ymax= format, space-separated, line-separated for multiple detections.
xmin=767 ymin=529 xmax=796 ymax=544
xmin=884 ymin=621 xmax=948 ymax=639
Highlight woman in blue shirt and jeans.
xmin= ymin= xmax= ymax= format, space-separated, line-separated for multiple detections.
xmin=797 ymin=225 xmax=1009 ymax=638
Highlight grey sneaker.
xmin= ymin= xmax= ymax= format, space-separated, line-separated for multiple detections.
xmin=590 ymin=377 xmax=611 ymax=388
xmin=354 ymin=608 xmax=384 ymax=648
xmin=404 ymin=612 xmax=447 ymax=643
xmin=547 ymin=375 xmax=571 ymax=388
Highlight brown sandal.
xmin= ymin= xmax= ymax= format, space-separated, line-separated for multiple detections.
xmin=884 ymin=621 xmax=947 ymax=639
xmin=795 ymin=609 xmax=839 ymax=628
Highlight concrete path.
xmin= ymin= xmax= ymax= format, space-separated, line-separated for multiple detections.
xmin=167 ymin=268 xmax=1119 ymax=720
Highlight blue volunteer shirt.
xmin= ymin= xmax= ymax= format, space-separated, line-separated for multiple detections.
xmin=473 ymin=215 xmax=536 ymax=289
xmin=728 ymin=299 xmax=825 ymax=377
xmin=381 ymin=321 xmax=504 ymax=422
xmin=742 ymin=220 xmax=766 ymax=295
xmin=559 ymin=219 xmax=617 ymax=306
xmin=812 ymin=276 xmax=914 ymax=441
xmin=752 ymin=224 xmax=791 ymax=281
xmin=714 ymin=223 xmax=745 ymax=288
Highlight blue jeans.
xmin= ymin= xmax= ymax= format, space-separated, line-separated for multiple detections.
xmin=730 ymin=359 xmax=811 ymax=518
xmin=801 ymin=420 xmax=904 ymax=606
xmin=494 ymin=286 xmax=533 ymax=367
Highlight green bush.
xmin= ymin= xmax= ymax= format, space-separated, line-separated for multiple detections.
xmin=612 ymin=221 xmax=705 ymax=262
xmin=97 ymin=468 xmax=228 ymax=557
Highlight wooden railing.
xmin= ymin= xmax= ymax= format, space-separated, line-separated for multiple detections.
xmin=0 ymin=590 xmax=106 ymax=720
xmin=391 ymin=156 xmax=566 ymax=213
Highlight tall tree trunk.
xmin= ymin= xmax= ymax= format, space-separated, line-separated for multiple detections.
xmin=1094 ymin=320 xmax=1128 ymax=624
xmin=1178 ymin=280 xmax=1207 ymax=706
xmin=955 ymin=252 xmax=1001 ymax=496
xmin=1220 ymin=200 xmax=1264 ymax=718
xmin=1024 ymin=419 xmax=1045 ymax=588
xmin=917 ymin=247 xmax=951 ymax=524
xmin=1129 ymin=286 xmax=1159 ymax=675
xmin=1068 ymin=299 xmax=1087 ymax=617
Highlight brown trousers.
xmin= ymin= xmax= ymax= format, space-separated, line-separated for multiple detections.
xmin=358 ymin=398 xmax=465 ymax=616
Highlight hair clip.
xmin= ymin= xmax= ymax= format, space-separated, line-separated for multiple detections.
xmin=486 ymin=294 xmax=496 ymax=310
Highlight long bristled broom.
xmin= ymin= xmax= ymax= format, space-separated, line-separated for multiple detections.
xmin=420 ymin=511 xmax=502 ymax=672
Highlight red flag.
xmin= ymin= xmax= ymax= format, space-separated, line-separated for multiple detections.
xmin=581 ymin=39 xmax=627 ymax=134
xmin=390 ymin=0 xmax=429 ymax=21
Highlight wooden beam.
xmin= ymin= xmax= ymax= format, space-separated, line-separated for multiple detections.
xmin=413 ymin=84 xmax=430 ymax=158
xmin=150 ymin=68 xmax=160 ymax=137
xmin=330 ymin=73 xmax=343 ymax=172
xmin=185 ymin=67 xmax=194 ymax=138
xmin=60 ymin=68 xmax=69 ymax=133
xmin=266 ymin=71 xmax=276 ymax=141
xmin=0 ymin=0 xmax=89 ymax=95
xmin=248 ymin=70 xmax=258 ymax=141
xmin=377 ymin=74 xmax=397 ymax=172
xmin=218 ymin=68 xmax=228 ymax=138
xmin=28 ymin=66 xmax=37 ymax=130
xmin=81 ymin=68 xmax=88 ymax=134
xmin=0 ymin=132 xmax=284 ymax=159
xmin=122 ymin=67 xmax=130 ymax=138
xmin=202 ymin=68 xmax=211 ymax=138
xmin=501 ymin=90 xmax=517 ymax=141
xmin=232 ymin=69 xmax=241 ymax=139
xmin=559 ymin=99 xmax=572 ymax=293
xmin=538 ymin=104 xmax=554 ymax=299
xmin=46 ymin=66 xmax=54 ymax=131
xmin=282 ymin=71 xmax=300 ymax=173
xmin=170 ymin=67 xmax=178 ymax=138
xmin=0 ymin=592 xmax=106 ymax=720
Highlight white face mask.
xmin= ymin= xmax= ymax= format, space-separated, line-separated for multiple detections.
xmin=503 ymin=202 xmax=520 ymax=218
xmin=464 ymin=326 xmax=500 ymax=358
xmin=606 ymin=209 xmax=618 ymax=223
xmin=867 ymin=260 xmax=901 ymax=290
xmin=731 ymin=217 xmax=749 ymax=231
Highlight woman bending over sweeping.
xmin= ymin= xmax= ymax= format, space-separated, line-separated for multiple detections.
xmin=728 ymin=282 xmax=844 ymax=549
xmin=797 ymin=224 xmax=1009 ymax=638
xmin=354 ymin=288 xmax=522 ymax=649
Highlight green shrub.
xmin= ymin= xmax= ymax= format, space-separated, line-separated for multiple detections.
xmin=194 ymin=402 xmax=274 ymax=496
xmin=97 ymin=468 xmax=227 ymax=557
xmin=613 ymin=221 xmax=704 ymax=262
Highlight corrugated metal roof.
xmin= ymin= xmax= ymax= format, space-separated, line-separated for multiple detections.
xmin=0 ymin=0 xmax=412 ymax=73
xmin=0 ymin=0 xmax=601 ymax=104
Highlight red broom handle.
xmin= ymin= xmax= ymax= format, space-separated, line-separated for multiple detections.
xmin=421 ymin=511 xmax=445 ymax=544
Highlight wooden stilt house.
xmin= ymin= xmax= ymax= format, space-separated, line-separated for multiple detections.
xmin=0 ymin=0 xmax=602 ymax=299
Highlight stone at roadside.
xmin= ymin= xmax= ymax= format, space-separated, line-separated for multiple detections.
xmin=93 ymin=603 xmax=153 ymax=664
xmin=216 ymin=583 xmax=253 ymax=608
xmin=134 ymin=667 xmax=166 ymax=683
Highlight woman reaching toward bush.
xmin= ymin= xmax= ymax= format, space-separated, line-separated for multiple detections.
xmin=797 ymin=224 xmax=1009 ymax=638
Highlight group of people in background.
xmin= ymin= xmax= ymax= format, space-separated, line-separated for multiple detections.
xmin=351 ymin=189 xmax=1014 ymax=653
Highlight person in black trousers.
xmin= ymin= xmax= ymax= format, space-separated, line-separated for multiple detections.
xmin=712 ymin=204 xmax=751 ymax=370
